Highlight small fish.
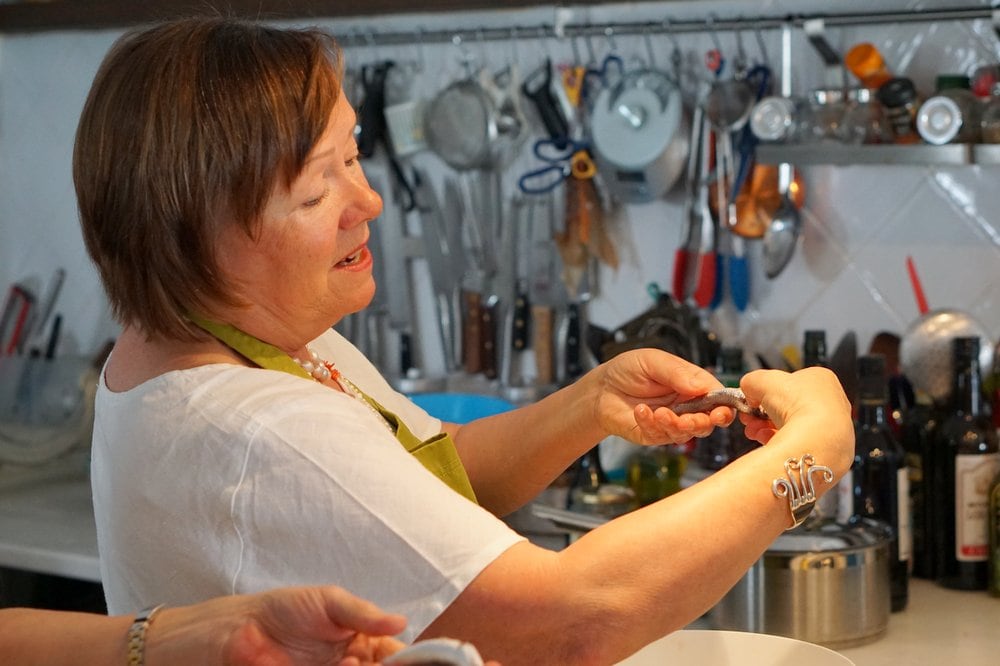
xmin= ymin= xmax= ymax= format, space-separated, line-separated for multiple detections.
xmin=672 ymin=388 xmax=769 ymax=420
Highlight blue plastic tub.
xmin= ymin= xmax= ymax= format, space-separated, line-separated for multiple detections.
xmin=409 ymin=392 xmax=516 ymax=424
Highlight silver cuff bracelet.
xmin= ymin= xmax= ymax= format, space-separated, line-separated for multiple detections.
xmin=771 ymin=454 xmax=835 ymax=530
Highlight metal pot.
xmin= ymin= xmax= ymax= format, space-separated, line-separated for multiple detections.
xmin=589 ymin=68 xmax=689 ymax=203
xmin=712 ymin=518 xmax=891 ymax=649
xmin=899 ymin=308 xmax=994 ymax=405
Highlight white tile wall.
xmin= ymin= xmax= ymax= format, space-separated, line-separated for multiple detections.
xmin=1 ymin=1 xmax=997 ymax=379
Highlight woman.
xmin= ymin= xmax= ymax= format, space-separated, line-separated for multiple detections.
xmin=74 ymin=16 xmax=854 ymax=666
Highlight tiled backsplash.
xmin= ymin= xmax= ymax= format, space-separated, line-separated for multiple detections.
xmin=1 ymin=1 xmax=998 ymax=377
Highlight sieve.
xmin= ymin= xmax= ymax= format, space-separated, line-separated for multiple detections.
xmin=899 ymin=308 xmax=994 ymax=404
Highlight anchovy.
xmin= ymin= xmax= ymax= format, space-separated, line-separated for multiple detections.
xmin=671 ymin=388 xmax=769 ymax=420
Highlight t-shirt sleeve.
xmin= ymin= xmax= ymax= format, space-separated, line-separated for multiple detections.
xmin=228 ymin=389 xmax=525 ymax=642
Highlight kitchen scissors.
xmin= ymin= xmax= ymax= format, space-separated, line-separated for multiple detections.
xmin=517 ymin=137 xmax=597 ymax=194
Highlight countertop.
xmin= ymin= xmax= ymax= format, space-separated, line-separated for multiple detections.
xmin=0 ymin=464 xmax=100 ymax=583
xmin=0 ymin=473 xmax=997 ymax=665
xmin=835 ymin=578 xmax=999 ymax=665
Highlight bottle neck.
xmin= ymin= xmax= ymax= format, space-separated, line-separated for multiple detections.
xmin=952 ymin=357 xmax=983 ymax=416
xmin=857 ymin=400 xmax=889 ymax=426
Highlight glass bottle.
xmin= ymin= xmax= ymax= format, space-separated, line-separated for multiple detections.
xmin=808 ymin=88 xmax=849 ymax=143
xmin=695 ymin=347 xmax=751 ymax=470
xmin=850 ymin=354 xmax=910 ymax=611
xmin=916 ymin=75 xmax=981 ymax=145
xmin=841 ymin=87 xmax=890 ymax=144
xmin=749 ymin=95 xmax=816 ymax=144
xmin=876 ymin=77 xmax=921 ymax=144
xmin=802 ymin=329 xmax=828 ymax=368
xmin=844 ymin=42 xmax=893 ymax=89
xmin=900 ymin=392 xmax=941 ymax=580
xmin=989 ymin=467 xmax=1000 ymax=596
xmin=978 ymin=82 xmax=1000 ymax=144
xmin=932 ymin=337 xmax=1000 ymax=590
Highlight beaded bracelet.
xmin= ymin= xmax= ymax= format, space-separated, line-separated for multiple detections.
xmin=126 ymin=603 xmax=165 ymax=666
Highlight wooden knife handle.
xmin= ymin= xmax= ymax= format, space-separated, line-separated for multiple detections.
xmin=462 ymin=290 xmax=482 ymax=374
xmin=532 ymin=305 xmax=554 ymax=385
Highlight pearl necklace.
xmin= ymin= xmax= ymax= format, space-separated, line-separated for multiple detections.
xmin=292 ymin=348 xmax=393 ymax=433
xmin=294 ymin=349 xmax=339 ymax=382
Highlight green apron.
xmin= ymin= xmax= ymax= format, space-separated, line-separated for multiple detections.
xmin=191 ymin=318 xmax=478 ymax=503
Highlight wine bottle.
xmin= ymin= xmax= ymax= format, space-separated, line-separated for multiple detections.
xmin=989 ymin=467 xmax=1000 ymax=596
xmin=851 ymin=354 xmax=910 ymax=611
xmin=933 ymin=337 xmax=1000 ymax=590
xmin=802 ymin=329 xmax=828 ymax=368
xmin=695 ymin=347 xmax=746 ymax=471
xmin=899 ymin=393 xmax=941 ymax=579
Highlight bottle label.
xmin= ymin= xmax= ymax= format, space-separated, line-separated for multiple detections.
xmin=897 ymin=466 xmax=913 ymax=563
xmin=955 ymin=453 xmax=1000 ymax=562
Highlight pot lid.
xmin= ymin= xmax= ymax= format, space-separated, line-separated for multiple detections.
xmin=590 ymin=71 xmax=683 ymax=170
xmin=768 ymin=517 xmax=891 ymax=553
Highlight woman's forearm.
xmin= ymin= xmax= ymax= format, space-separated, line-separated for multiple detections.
xmin=0 ymin=608 xmax=131 ymax=665
xmin=450 ymin=372 xmax=607 ymax=515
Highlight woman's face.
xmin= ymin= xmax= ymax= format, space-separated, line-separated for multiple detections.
xmin=216 ymin=89 xmax=383 ymax=341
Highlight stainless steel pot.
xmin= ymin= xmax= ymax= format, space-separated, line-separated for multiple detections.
xmin=589 ymin=68 xmax=689 ymax=203
xmin=712 ymin=518 xmax=891 ymax=649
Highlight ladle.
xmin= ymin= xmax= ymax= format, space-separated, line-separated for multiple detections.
xmin=761 ymin=162 xmax=801 ymax=278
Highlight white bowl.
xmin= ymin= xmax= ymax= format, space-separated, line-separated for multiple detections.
xmin=617 ymin=629 xmax=855 ymax=666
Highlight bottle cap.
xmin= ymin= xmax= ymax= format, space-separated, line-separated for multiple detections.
xmin=844 ymin=43 xmax=892 ymax=88
xmin=917 ymin=95 xmax=964 ymax=144
xmin=876 ymin=77 xmax=917 ymax=107
xmin=935 ymin=74 xmax=971 ymax=92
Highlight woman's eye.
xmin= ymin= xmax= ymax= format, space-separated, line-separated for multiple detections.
xmin=345 ymin=154 xmax=360 ymax=168
xmin=303 ymin=189 xmax=329 ymax=208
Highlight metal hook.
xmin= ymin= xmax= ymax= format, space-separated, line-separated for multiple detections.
xmin=642 ymin=25 xmax=657 ymax=68
xmin=734 ymin=24 xmax=748 ymax=69
xmin=413 ymin=27 xmax=427 ymax=71
xmin=452 ymin=33 xmax=477 ymax=76
xmin=603 ymin=25 xmax=618 ymax=54
xmin=753 ymin=21 xmax=770 ymax=66
xmin=509 ymin=25 xmax=520 ymax=65
xmin=705 ymin=13 xmax=724 ymax=55
xmin=570 ymin=32 xmax=582 ymax=65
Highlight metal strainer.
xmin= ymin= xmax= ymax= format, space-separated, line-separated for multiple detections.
xmin=424 ymin=78 xmax=498 ymax=171
xmin=898 ymin=308 xmax=994 ymax=404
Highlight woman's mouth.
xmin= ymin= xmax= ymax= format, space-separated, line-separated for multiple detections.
xmin=335 ymin=245 xmax=370 ymax=269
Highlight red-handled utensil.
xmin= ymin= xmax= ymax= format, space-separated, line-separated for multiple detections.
xmin=905 ymin=255 xmax=929 ymax=315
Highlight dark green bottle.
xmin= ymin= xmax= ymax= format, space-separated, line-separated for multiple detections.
xmin=852 ymin=354 xmax=910 ymax=611
xmin=933 ymin=337 xmax=1000 ymax=590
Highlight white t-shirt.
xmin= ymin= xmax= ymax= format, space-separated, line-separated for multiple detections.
xmin=91 ymin=328 xmax=525 ymax=641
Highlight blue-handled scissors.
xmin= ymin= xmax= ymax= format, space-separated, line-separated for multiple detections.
xmin=517 ymin=137 xmax=597 ymax=195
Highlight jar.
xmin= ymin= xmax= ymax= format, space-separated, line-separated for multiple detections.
xmin=980 ymin=86 xmax=1000 ymax=143
xmin=749 ymin=95 xmax=815 ymax=143
xmin=845 ymin=42 xmax=893 ymax=89
xmin=916 ymin=76 xmax=981 ymax=145
xmin=840 ymin=87 xmax=891 ymax=144
xmin=876 ymin=77 xmax=921 ymax=144
xmin=808 ymin=88 xmax=850 ymax=142
xmin=625 ymin=445 xmax=687 ymax=506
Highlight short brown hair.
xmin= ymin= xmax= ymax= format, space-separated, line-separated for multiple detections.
xmin=73 ymin=16 xmax=343 ymax=340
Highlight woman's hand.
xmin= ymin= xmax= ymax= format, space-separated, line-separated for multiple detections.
xmin=145 ymin=585 xmax=408 ymax=666
xmin=738 ymin=367 xmax=855 ymax=477
xmin=592 ymin=348 xmax=733 ymax=445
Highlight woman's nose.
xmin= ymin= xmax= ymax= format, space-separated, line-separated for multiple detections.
xmin=346 ymin=179 xmax=383 ymax=228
